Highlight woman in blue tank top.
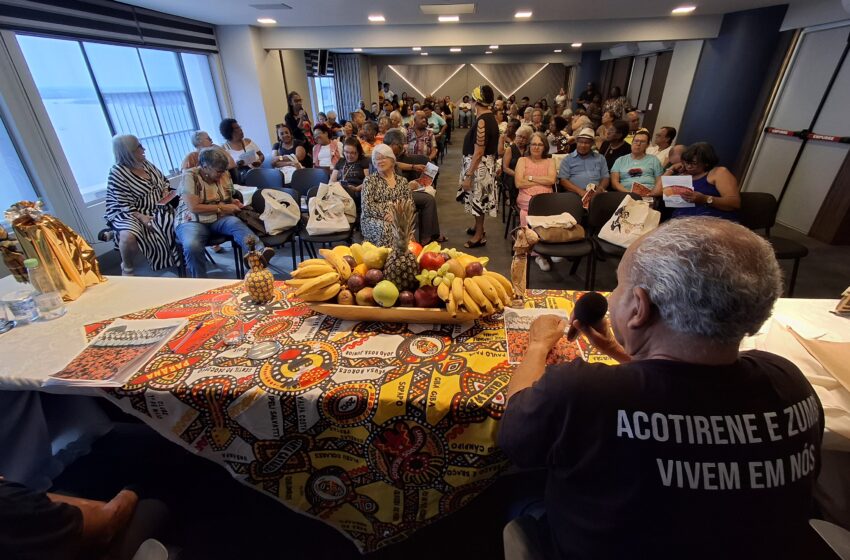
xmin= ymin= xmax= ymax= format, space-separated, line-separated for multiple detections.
xmin=658 ymin=142 xmax=741 ymax=221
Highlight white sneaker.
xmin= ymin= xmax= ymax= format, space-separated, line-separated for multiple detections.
xmin=535 ymin=256 xmax=551 ymax=271
xmin=550 ymin=257 xmax=565 ymax=263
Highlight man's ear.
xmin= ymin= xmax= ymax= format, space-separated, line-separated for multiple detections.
xmin=626 ymin=286 xmax=654 ymax=329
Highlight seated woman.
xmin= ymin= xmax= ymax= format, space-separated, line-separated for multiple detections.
xmin=656 ymin=141 xmax=741 ymax=221
xmin=175 ymin=148 xmax=272 ymax=278
xmin=360 ymin=144 xmax=412 ymax=246
xmin=104 ymin=134 xmax=178 ymax=275
xmin=271 ymin=124 xmax=307 ymax=168
xmin=389 ymin=111 xmax=403 ymax=130
xmin=342 ymin=121 xmax=359 ymax=143
xmin=220 ymin=118 xmax=264 ymax=179
xmin=514 ymin=131 xmax=557 ymax=271
xmin=311 ymin=123 xmax=341 ymax=173
xmin=610 ymin=129 xmax=663 ymax=196
xmin=359 ymin=122 xmax=378 ymax=158
xmin=182 ymin=131 xmax=235 ymax=171
xmin=330 ymin=137 xmax=370 ymax=196
xmin=547 ymin=116 xmax=570 ymax=155
xmin=596 ymin=110 xmax=615 ymax=149
xmin=376 ymin=116 xmax=390 ymax=144
xmin=458 ymin=95 xmax=473 ymax=128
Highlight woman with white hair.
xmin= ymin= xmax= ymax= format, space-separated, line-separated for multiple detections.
xmin=104 ymin=134 xmax=178 ymax=275
xmin=181 ymin=130 xmax=235 ymax=170
xmin=359 ymin=143 xmax=412 ymax=246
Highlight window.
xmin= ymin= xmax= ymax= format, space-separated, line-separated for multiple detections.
xmin=0 ymin=115 xmax=38 ymax=214
xmin=312 ymin=76 xmax=336 ymax=115
xmin=17 ymin=35 xmax=222 ymax=203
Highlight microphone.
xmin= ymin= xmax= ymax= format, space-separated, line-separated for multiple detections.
xmin=568 ymin=291 xmax=608 ymax=340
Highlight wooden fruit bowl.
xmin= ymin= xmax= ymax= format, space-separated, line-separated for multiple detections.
xmin=307 ymin=303 xmax=480 ymax=324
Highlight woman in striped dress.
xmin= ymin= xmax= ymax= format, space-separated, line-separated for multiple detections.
xmin=104 ymin=134 xmax=178 ymax=274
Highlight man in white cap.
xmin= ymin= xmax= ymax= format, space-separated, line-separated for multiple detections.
xmin=558 ymin=127 xmax=610 ymax=198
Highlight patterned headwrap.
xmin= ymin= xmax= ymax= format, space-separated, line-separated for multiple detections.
xmin=471 ymin=86 xmax=486 ymax=104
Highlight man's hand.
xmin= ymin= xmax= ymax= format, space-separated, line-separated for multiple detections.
xmin=528 ymin=315 xmax=567 ymax=353
xmin=412 ymin=164 xmax=426 ymax=173
xmin=567 ymin=316 xmax=630 ymax=362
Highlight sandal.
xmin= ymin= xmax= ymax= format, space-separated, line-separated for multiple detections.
xmin=464 ymin=238 xmax=487 ymax=249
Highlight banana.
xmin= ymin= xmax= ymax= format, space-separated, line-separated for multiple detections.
xmin=319 ymin=248 xmax=352 ymax=280
xmin=462 ymin=290 xmax=482 ymax=318
xmin=284 ymin=278 xmax=314 ymax=288
xmin=297 ymin=258 xmax=329 ymax=268
xmin=447 ymin=291 xmax=458 ymax=317
xmin=482 ymin=274 xmax=511 ymax=307
xmin=350 ymin=243 xmax=365 ymax=264
xmin=474 ymin=276 xmax=503 ymax=311
xmin=451 ymin=277 xmax=464 ymax=304
xmin=437 ymin=281 xmax=450 ymax=302
xmin=300 ymin=282 xmax=341 ymax=302
xmin=485 ymin=271 xmax=514 ymax=298
xmin=464 ymin=277 xmax=489 ymax=308
xmin=290 ymin=264 xmax=335 ymax=278
xmin=295 ymin=271 xmax=339 ymax=297
xmin=332 ymin=245 xmax=352 ymax=258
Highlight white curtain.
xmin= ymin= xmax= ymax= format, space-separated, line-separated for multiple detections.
xmin=331 ymin=54 xmax=361 ymax=120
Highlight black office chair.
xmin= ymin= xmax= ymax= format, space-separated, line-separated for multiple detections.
xmin=243 ymin=168 xmax=284 ymax=190
xmin=586 ymin=191 xmax=642 ymax=289
xmin=526 ymin=192 xmax=594 ymax=290
xmin=289 ymin=168 xmax=330 ymax=198
xmin=298 ymin=186 xmax=353 ymax=258
xmin=250 ymin=188 xmax=300 ymax=271
xmin=739 ymin=192 xmax=809 ymax=297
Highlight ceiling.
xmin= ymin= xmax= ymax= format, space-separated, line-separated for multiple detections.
xmin=123 ymin=0 xmax=798 ymax=27
xmin=331 ymin=44 xmax=601 ymax=56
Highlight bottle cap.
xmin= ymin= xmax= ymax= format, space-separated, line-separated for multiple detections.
xmin=23 ymin=258 xmax=39 ymax=268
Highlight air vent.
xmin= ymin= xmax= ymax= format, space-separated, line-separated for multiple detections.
xmin=250 ymin=3 xmax=293 ymax=10
xmin=420 ymin=4 xmax=476 ymax=15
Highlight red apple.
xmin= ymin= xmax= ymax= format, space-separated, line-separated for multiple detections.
xmin=408 ymin=240 xmax=423 ymax=257
xmin=398 ymin=291 xmax=416 ymax=307
xmin=465 ymin=262 xmax=484 ymax=277
xmin=414 ymin=286 xmax=440 ymax=308
xmin=419 ymin=252 xmax=447 ymax=272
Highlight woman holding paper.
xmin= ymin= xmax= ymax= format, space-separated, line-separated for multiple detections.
xmin=271 ymin=124 xmax=307 ymax=169
xmin=220 ymin=118 xmax=264 ymax=178
xmin=657 ymin=142 xmax=740 ymax=221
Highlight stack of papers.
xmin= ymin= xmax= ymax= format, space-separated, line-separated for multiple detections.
xmin=661 ymin=175 xmax=695 ymax=208
xmin=45 ymin=318 xmax=187 ymax=387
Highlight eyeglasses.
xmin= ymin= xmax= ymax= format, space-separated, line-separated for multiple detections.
xmin=529 ymin=142 xmax=545 ymax=147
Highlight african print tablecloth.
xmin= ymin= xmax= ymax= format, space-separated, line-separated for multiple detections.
xmin=88 ymin=282 xmax=603 ymax=552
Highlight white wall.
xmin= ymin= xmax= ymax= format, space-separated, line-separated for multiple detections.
xmin=782 ymin=0 xmax=850 ymax=30
xmin=279 ymin=49 xmax=313 ymax=123
xmin=653 ymin=40 xmax=704 ymax=142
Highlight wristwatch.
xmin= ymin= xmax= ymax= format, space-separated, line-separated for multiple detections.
xmin=705 ymin=196 xmax=714 ymax=205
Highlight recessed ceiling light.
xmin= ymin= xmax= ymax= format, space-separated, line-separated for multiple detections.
xmin=421 ymin=52 xmax=429 ymax=56
xmin=353 ymin=48 xmax=363 ymax=52
xmin=450 ymin=47 xmax=461 ymax=52
xmin=368 ymin=14 xmax=386 ymax=22
xmin=514 ymin=10 xmax=532 ymax=18
xmin=489 ymin=45 xmax=499 ymax=49
xmin=485 ymin=51 xmax=492 ymax=54
xmin=412 ymin=47 xmax=422 ymax=51
xmin=671 ymin=5 xmax=696 ymax=14
xmin=554 ymin=49 xmax=562 ymax=53
xmin=257 ymin=17 xmax=277 ymax=24
xmin=438 ymin=15 xmax=460 ymax=22
xmin=571 ymin=42 xmax=582 ymax=47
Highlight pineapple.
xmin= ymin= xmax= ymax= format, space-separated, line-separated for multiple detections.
xmin=382 ymin=199 xmax=419 ymax=293
xmin=243 ymin=236 xmax=276 ymax=304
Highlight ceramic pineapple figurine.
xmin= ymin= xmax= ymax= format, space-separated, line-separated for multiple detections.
xmin=382 ymin=199 xmax=419 ymax=292
xmin=243 ymin=236 xmax=276 ymax=304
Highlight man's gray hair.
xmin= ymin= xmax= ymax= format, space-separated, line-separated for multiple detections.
xmin=383 ymin=128 xmax=406 ymax=147
xmin=112 ymin=134 xmax=141 ymax=168
xmin=198 ymin=147 xmax=230 ymax=172
xmin=327 ymin=110 xmax=337 ymax=119
xmin=191 ymin=130 xmax=210 ymax=148
xmin=515 ymin=125 xmax=534 ymax=138
xmin=629 ymin=217 xmax=783 ymax=344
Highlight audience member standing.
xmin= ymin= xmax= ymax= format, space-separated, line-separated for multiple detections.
xmin=285 ymin=91 xmax=307 ymax=144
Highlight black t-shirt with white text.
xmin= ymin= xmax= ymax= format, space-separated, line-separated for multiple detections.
xmin=498 ymin=351 xmax=823 ymax=559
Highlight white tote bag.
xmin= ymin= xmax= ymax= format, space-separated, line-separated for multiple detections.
xmin=325 ymin=182 xmax=357 ymax=224
xmin=598 ymin=196 xmax=661 ymax=248
xmin=259 ymin=189 xmax=300 ymax=235
xmin=306 ymin=184 xmax=350 ymax=235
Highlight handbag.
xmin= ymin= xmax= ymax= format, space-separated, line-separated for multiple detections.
xmin=306 ymin=184 xmax=350 ymax=235
xmin=527 ymin=212 xmax=584 ymax=243
xmin=597 ymin=196 xmax=661 ymax=248
xmin=325 ymin=182 xmax=357 ymax=224
xmin=258 ymin=189 xmax=300 ymax=234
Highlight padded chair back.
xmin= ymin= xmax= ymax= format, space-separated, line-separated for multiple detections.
xmin=739 ymin=192 xmax=777 ymax=234
xmin=251 ymin=187 xmax=300 ymax=215
xmin=587 ymin=191 xmax=630 ymax=231
xmin=290 ymin=168 xmax=329 ymax=196
xmin=527 ymin=192 xmax=585 ymax=221
xmin=243 ymin=168 xmax=284 ymax=189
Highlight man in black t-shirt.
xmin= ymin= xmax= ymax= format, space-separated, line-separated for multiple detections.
xmin=499 ymin=217 xmax=823 ymax=559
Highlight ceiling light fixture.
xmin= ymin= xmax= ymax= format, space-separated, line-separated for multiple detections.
xmin=489 ymin=45 xmax=499 ymax=49
xmin=412 ymin=47 xmax=422 ymax=51
xmin=368 ymin=14 xmax=386 ymax=22
xmin=554 ymin=49 xmax=562 ymax=53
xmin=469 ymin=64 xmax=509 ymax=98
xmin=571 ymin=42 xmax=582 ymax=47
xmin=432 ymin=64 xmax=466 ymax=95
xmin=421 ymin=52 xmax=429 ymax=56
xmin=256 ymin=17 xmax=277 ymax=24
xmin=353 ymin=48 xmax=363 ymax=52
xmin=671 ymin=5 xmax=696 ymax=14
xmin=387 ymin=65 xmax=427 ymax=98
xmin=514 ymin=10 xmax=532 ymax=18
xmin=438 ymin=15 xmax=460 ymax=22
xmin=485 ymin=51 xmax=492 ymax=54
xmin=450 ymin=47 xmax=461 ymax=52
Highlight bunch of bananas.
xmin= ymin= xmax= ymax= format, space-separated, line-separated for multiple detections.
xmin=445 ymin=271 xmax=514 ymax=319
xmin=284 ymin=248 xmax=351 ymax=302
